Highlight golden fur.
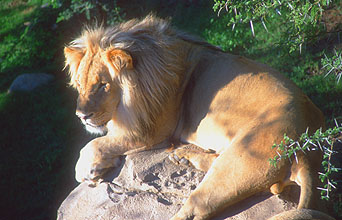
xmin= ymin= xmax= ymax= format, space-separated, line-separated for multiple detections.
xmin=65 ymin=20 xmax=182 ymax=141
xmin=64 ymin=15 xmax=332 ymax=220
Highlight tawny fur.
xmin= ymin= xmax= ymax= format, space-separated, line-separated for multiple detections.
xmin=64 ymin=15 xmax=333 ymax=220
xmin=65 ymin=16 xmax=186 ymax=141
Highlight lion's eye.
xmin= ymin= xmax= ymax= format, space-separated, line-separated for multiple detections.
xmin=98 ymin=82 xmax=109 ymax=92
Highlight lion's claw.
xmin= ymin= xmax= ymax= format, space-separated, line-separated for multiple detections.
xmin=168 ymin=154 xmax=177 ymax=163
xmin=173 ymin=154 xmax=180 ymax=161
xmin=169 ymin=152 xmax=191 ymax=167
xmin=76 ymin=160 xmax=120 ymax=183
xmin=180 ymin=157 xmax=189 ymax=165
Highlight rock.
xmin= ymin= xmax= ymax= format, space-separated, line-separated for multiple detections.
xmin=57 ymin=148 xmax=299 ymax=220
xmin=8 ymin=73 xmax=54 ymax=93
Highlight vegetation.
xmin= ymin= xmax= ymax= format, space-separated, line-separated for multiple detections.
xmin=322 ymin=49 xmax=342 ymax=82
xmin=0 ymin=0 xmax=341 ymax=219
xmin=213 ymin=0 xmax=330 ymax=52
xmin=269 ymin=126 xmax=342 ymax=201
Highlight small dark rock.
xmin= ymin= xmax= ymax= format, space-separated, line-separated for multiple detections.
xmin=8 ymin=73 xmax=54 ymax=93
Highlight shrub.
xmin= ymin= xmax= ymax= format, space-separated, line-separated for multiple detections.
xmin=322 ymin=49 xmax=342 ymax=83
xmin=47 ymin=0 xmax=123 ymax=25
xmin=213 ymin=0 xmax=332 ymax=53
xmin=269 ymin=125 xmax=341 ymax=200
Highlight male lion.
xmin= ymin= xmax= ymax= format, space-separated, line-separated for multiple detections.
xmin=64 ymin=15 xmax=333 ymax=220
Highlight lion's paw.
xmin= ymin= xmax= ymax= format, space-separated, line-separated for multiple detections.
xmin=75 ymin=142 xmax=121 ymax=183
xmin=169 ymin=145 xmax=218 ymax=172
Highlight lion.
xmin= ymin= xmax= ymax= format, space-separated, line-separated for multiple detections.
xmin=64 ymin=15 xmax=334 ymax=220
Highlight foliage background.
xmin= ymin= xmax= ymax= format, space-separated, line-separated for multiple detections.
xmin=0 ymin=0 xmax=341 ymax=219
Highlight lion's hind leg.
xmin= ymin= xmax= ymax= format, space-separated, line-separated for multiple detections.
xmin=170 ymin=143 xmax=277 ymax=220
xmin=169 ymin=144 xmax=218 ymax=172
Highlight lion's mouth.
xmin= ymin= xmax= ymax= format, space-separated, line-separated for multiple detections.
xmin=79 ymin=117 xmax=106 ymax=128
xmin=82 ymin=120 xmax=108 ymax=135
xmin=86 ymin=121 xmax=106 ymax=128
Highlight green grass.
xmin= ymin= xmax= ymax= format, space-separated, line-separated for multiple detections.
xmin=0 ymin=0 xmax=37 ymax=36
xmin=0 ymin=0 xmax=59 ymax=73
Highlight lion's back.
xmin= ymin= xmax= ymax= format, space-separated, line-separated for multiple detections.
xmin=180 ymin=52 xmax=324 ymax=151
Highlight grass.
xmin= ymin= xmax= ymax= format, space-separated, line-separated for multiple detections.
xmin=0 ymin=0 xmax=59 ymax=74
xmin=0 ymin=0 xmax=37 ymax=36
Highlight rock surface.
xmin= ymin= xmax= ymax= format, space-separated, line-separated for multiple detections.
xmin=57 ymin=148 xmax=299 ymax=220
xmin=8 ymin=73 xmax=54 ymax=93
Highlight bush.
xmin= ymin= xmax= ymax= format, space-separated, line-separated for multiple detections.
xmin=213 ymin=0 xmax=332 ymax=53
xmin=269 ymin=126 xmax=342 ymax=200
xmin=322 ymin=49 xmax=342 ymax=82
xmin=47 ymin=0 xmax=123 ymax=25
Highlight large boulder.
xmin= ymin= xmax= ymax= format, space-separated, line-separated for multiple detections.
xmin=8 ymin=73 xmax=54 ymax=93
xmin=57 ymin=148 xmax=299 ymax=220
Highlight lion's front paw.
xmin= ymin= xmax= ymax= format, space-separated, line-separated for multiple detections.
xmin=75 ymin=142 xmax=121 ymax=183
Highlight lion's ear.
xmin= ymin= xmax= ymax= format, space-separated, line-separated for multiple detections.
xmin=103 ymin=49 xmax=133 ymax=77
xmin=64 ymin=47 xmax=85 ymax=86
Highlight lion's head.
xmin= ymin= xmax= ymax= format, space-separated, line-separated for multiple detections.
xmin=64 ymin=16 xmax=185 ymax=142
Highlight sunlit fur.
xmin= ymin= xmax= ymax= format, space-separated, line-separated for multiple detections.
xmin=64 ymin=15 xmax=198 ymax=140
xmin=64 ymin=15 xmax=329 ymax=220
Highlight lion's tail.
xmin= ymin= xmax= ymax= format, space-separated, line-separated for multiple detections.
xmin=267 ymin=209 xmax=335 ymax=220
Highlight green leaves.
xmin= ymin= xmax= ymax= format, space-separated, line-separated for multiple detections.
xmin=47 ymin=0 xmax=124 ymax=25
xmin=213 ymin=0 xmax=332 ymax=53
xmin=322 ymin=49 xmax=342 ymax=83
xmin=269 ymin=123 xmax=342 ymax=200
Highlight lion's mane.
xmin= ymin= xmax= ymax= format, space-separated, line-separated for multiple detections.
xmin=66 ymin=15 xmax=212 ymax=141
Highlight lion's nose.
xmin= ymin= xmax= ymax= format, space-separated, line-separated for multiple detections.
xmin=76 ymin=111 xmax=94 ymax=120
